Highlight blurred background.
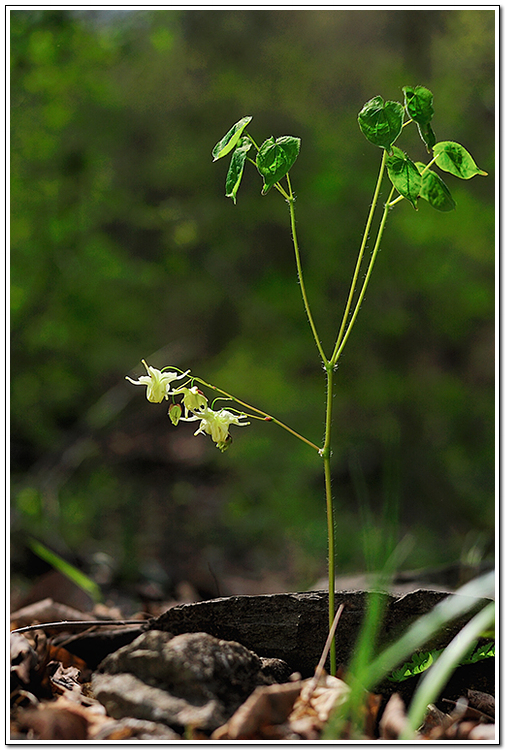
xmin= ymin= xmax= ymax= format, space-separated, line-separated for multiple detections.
xmin=11 ymin=9 xmax=495 ymax=611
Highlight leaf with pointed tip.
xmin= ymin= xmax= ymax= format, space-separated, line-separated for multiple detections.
xmin=433 ymin=141 xmax=488 ymax=179
xmin=403 ymin=85 xmax=436 ymax=150
xmin=386 ymin=146 xmax=422 ymax=209
xmin=358 ymin=96 xmax=404 ymax=151
xmin=416 ymin=162 xmax=456 ymax=212
xmin=256 ymin=135 xmax=301 ymax=194
xmin=212 ymin=116 xmax=252 ymax=161
xmin=225 ymin=137 xmax=252 ymax=204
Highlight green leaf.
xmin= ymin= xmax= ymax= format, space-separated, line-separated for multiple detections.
xmin=29 ymin=537 xmax=102 ymax=602
xmin=389 ymin=649 xmax=441 ymax=682
xmin=386 ymin=146 xmax=422 ymax=208
xmin=433 ymin=141 xmax=488 ymax=179
xmin=403 ymin=85 xmax=436 ymax=151
xmin=461 ymin=641 xmax=495 ymax=664
xmin=212 ymin=116 xmax=252 ymax=161
xmin=225 ymin=137 xmax=252 ymax=204
xmin=256 ymin=135 xmax=301 ymax=195
xmin=416 ymin=162 xmax=456 ymax=212
xmin=358 ymin=96 xmax=404 ymax=151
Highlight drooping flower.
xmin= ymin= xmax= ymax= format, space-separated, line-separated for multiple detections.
xmin=181 ymin=406 xmax=250 ymax=450
xmin=173 ymin=385 xmax=208 ymax=417
xmin=125 ymin=360 xmax=189 ymax=403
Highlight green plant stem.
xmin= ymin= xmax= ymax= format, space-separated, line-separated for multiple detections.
xmin=331 ymin=150 xmax=388 ymax=363
xmin=244 ymin=132 xmax=261 ymax=151
xmin=332 ymin=184 xmax=396 ymax=365
xmin=283 ymin=172 xmax=341 ymax=674
xmin=192 ymin=376 xmax=320 ymax=452
xmin=323 ymin=368 xmax=336 ymax=675
xmin=387 ymin=194 xmax=404 ymax=208
xmin=286 ymin=174 xmax=328 ymax=366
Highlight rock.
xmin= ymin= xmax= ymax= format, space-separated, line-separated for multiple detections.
xmin=93 ymin=671 xmax=226 ymax=732
xmin=92 ymin=630 xmax=291 ymax=733
xmin=145 ymin=589 xmax=485 ymax=677
xmin=92 ymin=716 xmax=181 ymax=740
xmin=64 ymin=588 xmax=492 ymax=679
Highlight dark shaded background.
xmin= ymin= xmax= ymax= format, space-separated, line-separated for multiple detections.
xmin=11 ymin=9 xmax=494 ymax=605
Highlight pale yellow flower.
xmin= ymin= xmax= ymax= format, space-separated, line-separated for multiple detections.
xmin=181 ymin=406 xmax=249 ymax=450
xmin=173 ymin=385 xmax=208 ymax=417
xmin=126 ymin=360 xmax=189 ymax=403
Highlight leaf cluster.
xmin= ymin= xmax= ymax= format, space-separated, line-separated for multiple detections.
xmin=213 ymin=118 xmax=301 ymax=202
xmin=388 ymin=640 xmax=494 ymax=683
xmin=358 ymin=85 xmax=487 ymax=210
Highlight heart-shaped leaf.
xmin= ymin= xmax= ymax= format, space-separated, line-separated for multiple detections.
xmin=433 ymin=141 xmax=488 ymax=179
xmin=257 ymin=135 xmax=301 ymax=194
xmin=212 ymin=116 xmax=252 ymax=161
xmin=416 ymin=162 xmax=456 ymax=212
xmin=386 ymin=146 xmax=421 ymax=209
xmin=358 ymin=96 xmax=404 ymax=151
xmin=403 ymin=85 xmax=436 ymax=151
xmin=225 ymin=137 xmax=252 ymax=204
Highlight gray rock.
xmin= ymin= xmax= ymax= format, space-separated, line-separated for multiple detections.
xmin=93 ymin=630 xmax=290 ymax=732
xmin=145 ymin=589 xmax=490 ymax=678
xmin=92 ymin=671 xmax=226 ymax=732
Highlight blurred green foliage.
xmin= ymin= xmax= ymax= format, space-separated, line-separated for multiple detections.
xmin=11 ymin=9 xmax=494 ymax=594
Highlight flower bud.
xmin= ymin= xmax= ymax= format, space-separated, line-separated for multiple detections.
xmin=169 ymin=402 xmax=183 ymax=426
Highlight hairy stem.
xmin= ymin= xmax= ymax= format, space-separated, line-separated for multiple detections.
xmin=331 ymin=150 xmax=387 ymax=363
xmin=286 ymin=174 xmax=328 ymax=366
xmin=322 ymin=364 xmax=337 ymax=674
xmin=332 ymin=184 xmax=396 ymax=366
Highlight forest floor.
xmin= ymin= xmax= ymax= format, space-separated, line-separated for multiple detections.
xmin=10 ymin=565 xmax=495 ymax=741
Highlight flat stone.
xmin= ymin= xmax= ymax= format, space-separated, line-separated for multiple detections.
xmin=145 ymin=589 xmax=489 ymax=678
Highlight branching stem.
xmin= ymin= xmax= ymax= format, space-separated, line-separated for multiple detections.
xmin=332 ymin=184 xmax=396 ymax=364
xmin=192 ymin=376 xmax=321 ymax=452
xmin=331 ymin=150 xmax=387 ymax=364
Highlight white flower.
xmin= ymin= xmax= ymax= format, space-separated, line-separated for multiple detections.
xmin=181 ymin=406 xmax=249 ymax=450
xmin=126 ymin=360 xmax=189 ymax=403
xmin=173 ymin=385 xmax=208 ymax=417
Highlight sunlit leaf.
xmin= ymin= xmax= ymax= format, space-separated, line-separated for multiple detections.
xmin=212 ymin=116 xmax=252 ymax=161
xmin=416 ymin=162 xmax=456 ymax=212
xmin=403 ymin=85 xmax=436 ymax=150
xmin=358 ymin=96 xmax=404 ymax=151
xmin=433 ymin=141 xmax=488 ymax=179
xmin=386 ymin=146 xmax=421 ymax=208
xmin=225 ymin=137 xmax=252 ymax=204
xmin=256 ymin=135 xmax=300 ymax=194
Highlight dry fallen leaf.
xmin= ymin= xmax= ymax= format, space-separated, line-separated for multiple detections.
xmin=466 ymin=689 xmax=495 ymax=720
xmin=48 ymin=662 xmax=85 ymax=701
xmin=10 ymin=598 xmax=92 ymax=631
xmin=379 ymin=693 xmax=411 ymax=740
xmin=212 ymin=681 xmax=303 ymax=740
xmin=10 ymin=633 xmax=38 ymax=686
xmin=15 ymin=704 xmax=90 ymax=740
xmin=291 ymin=673 xmax=350 ymax=725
